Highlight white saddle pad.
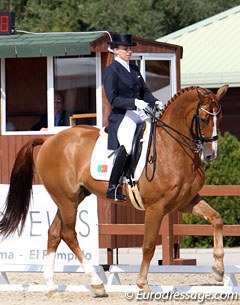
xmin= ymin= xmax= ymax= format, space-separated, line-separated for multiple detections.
xmin=90 ymin=119 xmax=151 ymax=181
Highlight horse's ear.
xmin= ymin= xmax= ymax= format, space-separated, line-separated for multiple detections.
xmin=216 ymin=85 xmax=228 ymax=101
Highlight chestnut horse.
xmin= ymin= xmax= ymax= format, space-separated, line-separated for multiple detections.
xmin=0 ymin=85 xmax=228 ymax=296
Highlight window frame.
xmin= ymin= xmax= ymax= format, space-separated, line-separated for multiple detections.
xmin=1 ymin=52 xmax=102 ymax=135
xmin=1 ymin=52 xmax=176 ymax=135
xmin=132 ymin=52 xmax=177 ymax=102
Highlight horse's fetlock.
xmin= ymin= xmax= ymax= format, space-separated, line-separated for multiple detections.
xmin=137 ymin=278 xmax=148 ymax=289
xmin=43 ymin=270 xmax=53 ymax=281
xmin=213 ymin=249 xmax=224 ymax=259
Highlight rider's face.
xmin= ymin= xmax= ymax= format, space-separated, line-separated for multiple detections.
xmin=115 ymin=45 xmax=133 ymax=61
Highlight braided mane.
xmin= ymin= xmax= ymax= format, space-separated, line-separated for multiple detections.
xmin=159 ymin=86 xmax=200 ymax=118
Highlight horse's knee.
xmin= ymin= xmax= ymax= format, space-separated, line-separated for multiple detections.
xmin=215 ymin=212 xmax=223 ymax=223
xmin=210 ymin=211 xmax=223 ymax=228
xmin=61 ymin=228 xmax=77 ymax=243
xmin=142 ymin=244 xmax=156 ymax=259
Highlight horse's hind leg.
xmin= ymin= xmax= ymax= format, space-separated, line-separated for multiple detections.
xmin=181 ymin=194 xmax=224 ymax=282
xmin=56 ymin=199 xmax=106 ymax=297
xmin=44 ymin=211 xmax=62 ymax=292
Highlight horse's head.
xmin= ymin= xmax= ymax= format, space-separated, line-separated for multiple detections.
xmin=192 ymin=85 xmax=228 ymax=163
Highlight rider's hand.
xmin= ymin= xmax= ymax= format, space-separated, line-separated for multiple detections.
xmin=135 ymin=99 xmax=149 ymax=110
xmin=155 ymin=100 xmax=164 ymax=111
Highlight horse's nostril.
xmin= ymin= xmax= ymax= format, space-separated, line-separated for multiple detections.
xmin=206 ymin=154 xmax=214 ymax=163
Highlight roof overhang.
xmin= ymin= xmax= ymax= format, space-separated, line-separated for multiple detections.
xmin=182 ymin=72 xmax=240 ymax=88
xmin=0 ymin=31 xmax=106 ymax=58
xmin=158 ymin=5 xmax=240 ymax=88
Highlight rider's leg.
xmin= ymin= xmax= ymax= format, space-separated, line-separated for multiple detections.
xmin=118 ymin=111 xmax=140 ymax=154
xmin=107 ymin=145 xmax=129 ymax=201
xmin=106 ymin=112 xmax=138 ymax=201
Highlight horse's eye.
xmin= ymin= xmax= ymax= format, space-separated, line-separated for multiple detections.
xmin=200 ymin=117 xmax=208 ymax=126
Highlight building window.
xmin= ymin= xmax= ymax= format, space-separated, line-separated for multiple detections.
xmin=145 ymin=60 xmax=171 ymax=103
xmin=54 ymin=56 xmax=97 ymax=127
xmin=1 ymin=55 xmax=97 ymax=134
xmin=4 ymin=57 xmax=47 ymax=132
xmin=132 ymin=53 xmax=176 ymax=104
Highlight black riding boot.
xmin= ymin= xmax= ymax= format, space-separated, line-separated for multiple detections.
xmin=107 ymin=145 xmax=128 ymax=202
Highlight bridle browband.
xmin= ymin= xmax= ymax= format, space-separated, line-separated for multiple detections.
xmin=144 ymin=88 xmax=221 ymax=181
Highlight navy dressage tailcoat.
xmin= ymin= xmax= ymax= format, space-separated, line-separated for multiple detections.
xmin=104 ymin=60 xmax=158 ymax=150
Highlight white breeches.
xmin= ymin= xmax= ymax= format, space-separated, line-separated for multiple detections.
xmin=117 ymin=110 xmax=147 ymax=154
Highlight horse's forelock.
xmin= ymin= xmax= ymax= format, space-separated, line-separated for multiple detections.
xmin=197 ymin=87 xmax=220 ymax=110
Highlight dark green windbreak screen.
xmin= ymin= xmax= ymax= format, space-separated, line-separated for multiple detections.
xmin=0 ymin=32 xmax=104 ymax=58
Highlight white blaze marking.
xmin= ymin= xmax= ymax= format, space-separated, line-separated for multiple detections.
xmin=200 ymin=105 xmax=220 ymax=159
xmin=212 ymin=113 xmax=218 ymax=156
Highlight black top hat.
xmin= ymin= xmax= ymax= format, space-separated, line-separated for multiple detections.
xmin=108 ymin=33 xmax=137 ymax=47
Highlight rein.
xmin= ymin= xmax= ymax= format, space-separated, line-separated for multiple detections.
xmin=145 ymin=107 xmax=158 ymax=182
xmin=158 ymin=118 xmax=203 ymax=153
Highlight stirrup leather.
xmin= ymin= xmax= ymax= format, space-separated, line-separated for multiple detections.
xmin=107 ymin=184 xmax=126 ymax=202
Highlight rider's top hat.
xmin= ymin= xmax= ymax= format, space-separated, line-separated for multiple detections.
xmin=108 ymin=33 xmax=137 ymax=47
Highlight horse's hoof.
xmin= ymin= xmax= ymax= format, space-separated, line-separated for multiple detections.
xmin=137 ymin=283 xmax=151 ymax=293
xmin=91 ymin=284 xmax=108 ymax=298
xmin=212 ymin=266 xmax=224 ymax=282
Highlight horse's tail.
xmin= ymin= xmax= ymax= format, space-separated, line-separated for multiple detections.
xmin=0 ymin=138 xmax=45 ymax=239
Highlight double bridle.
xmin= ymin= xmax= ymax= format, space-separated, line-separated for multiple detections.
xmin=191 ymin=90 xmax=221 ymax=147
xmin=145 ymin=89 xmax=221 ymax=181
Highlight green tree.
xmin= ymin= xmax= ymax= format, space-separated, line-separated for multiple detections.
xmin=79 ymin=0 xmax=165 ymax=39
xmin=183 ymin=132 xmax=240 ymax=248
xmin=0 ymin=0 xmax=86 ymax=32
xmin=1 ymin=0 xmax=240 ymax=38
xmin=158 ymin=0 xmax=240 ymax=36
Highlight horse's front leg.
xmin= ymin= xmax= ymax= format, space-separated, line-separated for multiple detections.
xmin=181 ymin=195 xmax=224 ymax=282
xmin=137 ymin=206 xmax=164 ymax=291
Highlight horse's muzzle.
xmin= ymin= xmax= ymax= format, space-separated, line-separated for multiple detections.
xmin=201 ymin=142 xmax=218 ymax=163
xmin=205 ymin=154 xmax=215 ymax=163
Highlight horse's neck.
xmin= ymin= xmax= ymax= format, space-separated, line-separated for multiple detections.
xmin=158 ymin=91 xmax=199 ymax=159
xmin=163 ymin=91 xmax=196 ymax=129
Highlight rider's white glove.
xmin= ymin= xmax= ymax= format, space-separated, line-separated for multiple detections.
xmin=135 ymin=99 xmax=149 ymax=110
xmin=155 ymin=100 xmax=164 ymax=111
